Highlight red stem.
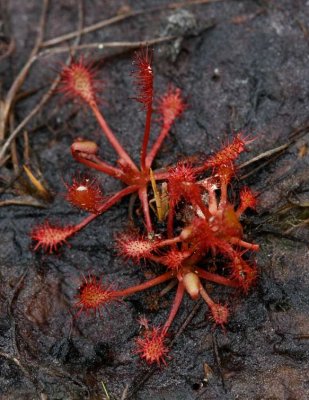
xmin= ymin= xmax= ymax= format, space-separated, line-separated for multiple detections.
xmin=196 ymin=268 xmax=240 ymax=288
xmin=72 ymin=185 xmax=139 ymax=233
xmin=91 ymin=103 xmax=138 ymax=171
xmin=153 ymin=170 xmax=170 ymax=181
xmin=229 ymin=237 xmax=260 ymax=251
xmin=236 ymin=206 xmax=245 ymax=218
xmin=112 ymin=271 xmax=174 ymax=298
xmin=145 ymin=123 xmax=171 ymax=169
xmin=163 ymin=282 xmax=185 ymax=333
xmin=219 ymin=182 xmax=228 ymax=208
xmin=207 ymin=187 xmax=218 ymax=214
xmin=140 ymin=105 xmax=153 ymax=171
xmin=167 ymin=203 xmax=175 ymax=238
xmin=199 ymin=284 xmax=214 ymax=308
xmin=192 ymin=165 xmax=209 ymax=175
xmin=195 ymin=196 xmax=211 ymax=218
xmin=156 ymin=235 xmax=182 ymax=248
xmin=72 ymin=152 xmax=124 ymax=180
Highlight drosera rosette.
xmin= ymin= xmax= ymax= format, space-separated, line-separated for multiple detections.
xmin=30 ymin=48 xmax=260 ymax=365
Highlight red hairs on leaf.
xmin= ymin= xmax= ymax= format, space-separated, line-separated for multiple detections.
xmin=132 ymin=48 xmax=154 ymax=107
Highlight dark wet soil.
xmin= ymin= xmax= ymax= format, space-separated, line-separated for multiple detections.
xmin=0 ymin=1 xmax=308 ymax=399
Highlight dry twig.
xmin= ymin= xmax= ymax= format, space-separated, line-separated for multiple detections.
xmin=0 ymin=0 xmax=49 ymax=142
xmin=41 ymin=0 xmax=221 ymax=48
xmin=39 ymin=35 xmax=178 ymax=57
xmin=0 ymin=0 xmax=84 ymax=165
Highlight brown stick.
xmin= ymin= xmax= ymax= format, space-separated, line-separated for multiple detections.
xmin=0 ymin=0 xmax=49 ymax=141
xmin=0 ymin=0 xmax=84 ymax=164
xmin=41 ymin=0 xmax=221 ymax=48
xmin=39 ymin=35 xmax=178 ymax=57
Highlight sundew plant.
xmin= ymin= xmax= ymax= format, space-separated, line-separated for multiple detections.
xmin=31 ymin=48 xmax=259 ymax=365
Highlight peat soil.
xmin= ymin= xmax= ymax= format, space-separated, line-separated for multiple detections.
xmin=0 ymin=1 xmax=308 ymax=399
